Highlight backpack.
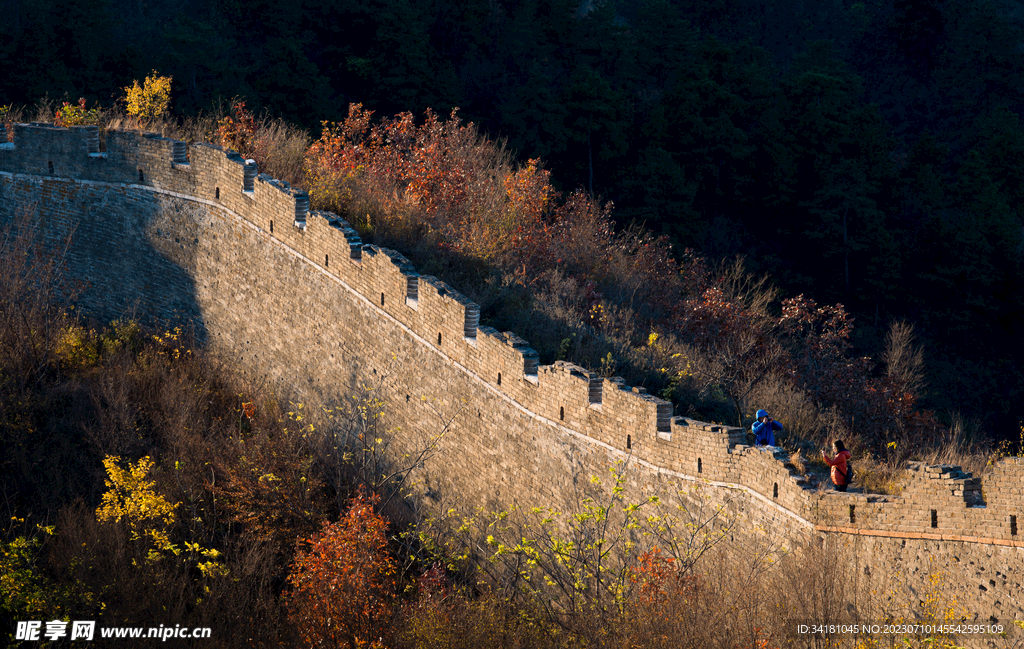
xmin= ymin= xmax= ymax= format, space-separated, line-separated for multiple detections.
xmin=843 ymin=461 xmax=855 ymax=483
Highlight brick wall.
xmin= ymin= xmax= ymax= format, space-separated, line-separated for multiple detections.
xmin=1 ymin=123 xmax=1021 ymax=621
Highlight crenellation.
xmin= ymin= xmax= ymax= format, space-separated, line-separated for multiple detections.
xmin=3 ymin=125 xmax=1023 ymax=621
xmin=294 ymin=191 xmax=309 ymax=228
xmin=136 ymin=132 xmax=183 ymax=190
xmin=353 ymin=244 xmax=419 ymax=323
xmin=413 ymin=275 xmax=482 ymax=369
xmin=474 ymin=327 xmax=539 ymax=403
xmin=172 ymin=140 xmax=188 ymax=165
xmin=538 ymin=362 xmax=608 ymax=442
xmin=5 ymin=123 xmax=91 ymax=176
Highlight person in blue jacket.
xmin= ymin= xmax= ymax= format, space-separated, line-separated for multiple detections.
xmin=752 ymin=409 xmax=783 ymax=446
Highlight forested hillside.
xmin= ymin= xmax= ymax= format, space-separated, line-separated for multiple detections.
xmin=2 ymin=0 xmax=1022 ymax=436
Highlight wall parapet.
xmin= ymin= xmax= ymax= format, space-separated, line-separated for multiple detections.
xmin=0 ymin=122 xmax=1021 ymax=555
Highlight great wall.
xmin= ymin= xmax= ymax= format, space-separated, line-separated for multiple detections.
xmin=1 ymin=123 xmax=1022 ymax=633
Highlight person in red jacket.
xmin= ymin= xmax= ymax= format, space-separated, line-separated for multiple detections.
xmin=822 ymin=440 xmax=852 ymax=492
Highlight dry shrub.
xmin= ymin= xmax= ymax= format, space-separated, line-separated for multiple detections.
xmin=84 ymin=323 xmax=226 ymax=455
xmin=852 ymin=455 xmax=906 ymax=495
xmin=0 ymin=103 xmax=24 ymax=141
xmin=211 ymin=419 xmax=333 ymax=552
xmin=51 ymin=503 xmax=195 ymax=627
xmin=104 ymin=108 xmax=218 ymax=146
xmin=789 ymin=450 xmax=807 ymax=475
xmin=0 ymin=213 xmax=77 ymax=391
xmin=26 ymin=95 xmax=58 ymax=123
xmin=912 ymin=415 xmax=991 ymax=478
xmin=523 ymin=270 xmax=621 ymax=366
xmin=301 ymin=104 xmax=702 ymax=432
xmin=601 ymin=532 xmax=792 ymax=649
xmin=746 ymin=374 xmax=827 ymax=442
xmin=212 ymin=100 xmax=309 ymax=186
xmin=399 ymin=584 xmax=553 ymax=649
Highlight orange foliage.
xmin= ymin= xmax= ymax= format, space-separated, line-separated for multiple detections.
xmin=284 ymin=489 xmax=397 ymax=649
xmin=304 ymin=104 xmax=677 ymax=297
xmin=215 ymin=101 xmax=256 ymax=153
xmin=627 ymin=547 xmax=700 ymax=610
xmin=214 ymin=100 xmax=273 ymax=171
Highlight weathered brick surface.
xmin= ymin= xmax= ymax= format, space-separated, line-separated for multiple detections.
xmin=1 ymin=124 xmax=1022 ymax=622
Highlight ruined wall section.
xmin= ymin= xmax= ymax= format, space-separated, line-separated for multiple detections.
xmin=812 ymin=460 xmax=1023 ymax=545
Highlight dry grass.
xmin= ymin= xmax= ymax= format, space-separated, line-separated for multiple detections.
xmin=912 ymin=415 xmax=993 ymax=478
xmin=853 ymin=456 xmax=907 ymax=495
xmin=789 ymin=450 xmax=807 ymax=475
xmin=106 ymin=105 xmax=311 ymax=187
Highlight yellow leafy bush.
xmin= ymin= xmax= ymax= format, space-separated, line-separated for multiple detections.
xmin=124 ymin=72 xmax=172 ymax=121
xmin=56 ymin=324 xmax=100 ymax=368
xmin=0 ymin=536 xmax=50 ymax=616
xmin=95 ymin=456 xmax=228 ymax=577
xmin=96 ymin=455 xmax=177 ymax=545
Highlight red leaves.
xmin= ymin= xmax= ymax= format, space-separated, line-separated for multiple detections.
xmin=54 ymin=98 xmax=100 ymax=128
xmin=780 ymin=294 xmax=870 ymax=408
xmin=410 ymin=562 xmax=454 ymax=611
xmin=284 ymin=489 xmax=397 ymax=648
xmin=681 ymin=288 xmax=748 ymax=346
xmin=629 ymin=548 xmax=682 ymax=608
xmin=781 ymin=295 xmax=854 ymax=356
xmin=780 ymin=295 xmax=933 ymax=439
xmin=215 ymin=101 xmax=258 ymax=159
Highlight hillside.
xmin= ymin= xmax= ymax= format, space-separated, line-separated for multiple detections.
xmin=3 ymin=0 xmax=1024 ymax=436
xmin=2 ymin=118 xmax=1023 ymax=648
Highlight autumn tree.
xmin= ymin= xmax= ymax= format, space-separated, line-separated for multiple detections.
xmin=123 ymin=71 xmax=172 ymax=122
xmin=284 ymin=490 xmax=397 ymax=649
xmin=676 ymin=258 xmax=783 ymax=426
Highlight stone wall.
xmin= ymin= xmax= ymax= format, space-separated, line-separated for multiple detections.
xmin=1 ymin=124 xmax=1021 ymax=625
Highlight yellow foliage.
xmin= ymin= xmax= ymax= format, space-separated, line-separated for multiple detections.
xmin=96 ymin=455 xmax=177 ymax=539
xmin=124 ymin=71 xmax=172 ymax=121
xmin=56 ymin=319 xmax=143 ymax=369
xmin=56 ymin=325 xmax=100 ymax=368
xmin=0 ymin=536 xmax=49 ymax=615
xmin=95 ymin=456 xmax=228 ymax=576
